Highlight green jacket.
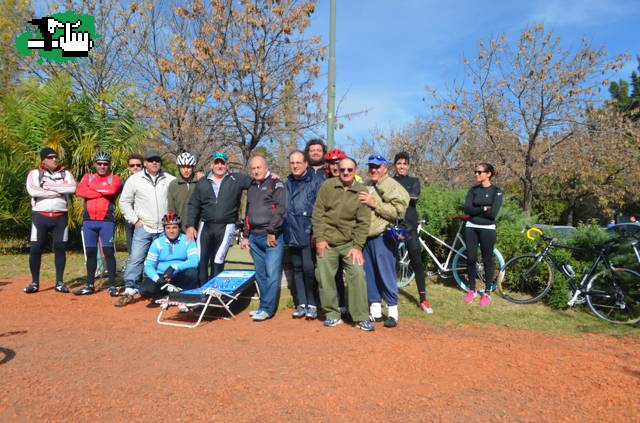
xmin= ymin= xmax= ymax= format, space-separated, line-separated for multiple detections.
xmin=365 ymin=174 xmax=409 ymax=237
xmin=312 ymin=178 xmax=371 ymax=249
xmin=168 ymin=174 xmax=197 ymax=232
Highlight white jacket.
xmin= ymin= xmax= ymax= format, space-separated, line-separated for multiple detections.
xmin=119 ymin=170 xmax=175 ymax=231
xmin=26 ymin=167 xmax=77 ymax=212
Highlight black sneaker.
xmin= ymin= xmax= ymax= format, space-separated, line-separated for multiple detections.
xmin=73 ymin=285 xmax=95 ymax=296
xmin=24 ymin=282 xmax=39 ymax=294
xmin=54 ymin=282 xmax=69 ymax=293
xmin=356 ymin=320 xmax=375 ymax=332
xmin=107 ymin=286 xmax=120 ymax=297
xmin=383 ymin=316 xmax=398 ymax=328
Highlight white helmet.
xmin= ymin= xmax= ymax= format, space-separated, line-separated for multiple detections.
xmin=176 ymin=152 xmax=196 ymax=167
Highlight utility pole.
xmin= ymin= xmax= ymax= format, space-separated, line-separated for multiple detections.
xmin=327 ymin=0 xmax=336 ymax=149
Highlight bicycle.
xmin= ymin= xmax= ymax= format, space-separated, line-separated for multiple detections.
xmin=497 ymin=226 xmax=640 ymax=325
xmin=396 ymin=216 xmax=505 ymax=292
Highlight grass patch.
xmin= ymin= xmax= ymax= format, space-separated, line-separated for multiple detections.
xmin=399 ymin=276 xmax=640 ymax=337
xmin=2 ymin=249 xmax=637 ymax=337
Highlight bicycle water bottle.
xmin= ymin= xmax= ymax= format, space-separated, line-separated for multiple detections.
xmin=562 ymin=263 xmax=575 ymax=278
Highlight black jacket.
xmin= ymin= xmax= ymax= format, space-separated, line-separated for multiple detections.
xmin=186 ymin=171 xmax=252 ymax=228
xmin=394 ymin=175 xmax=421 ymax=230
xmin=463 ymin=184 xmax=503 ymax=225
xmin=244 ymin=173 xmax=285 ymax=236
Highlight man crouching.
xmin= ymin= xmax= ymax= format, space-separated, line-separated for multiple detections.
xmin=139 ymin=212 xmax=200 ymax=309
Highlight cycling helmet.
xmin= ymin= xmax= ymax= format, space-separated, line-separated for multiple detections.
xmin=162 ymin=212 xmax=181 ymax=226
xmin=93 ymin=151 xmax=112 ymax=162
xmin=324 ymin=148 xmax=347 ymax=162
xmin=385 ymin=224 xmax=409 ymax=243
xmin=176 ymin=152 xmax=197 ymax=167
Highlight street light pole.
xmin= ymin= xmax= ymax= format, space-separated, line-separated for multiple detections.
xmin=327 ymin=0 xmax=336 ymax=149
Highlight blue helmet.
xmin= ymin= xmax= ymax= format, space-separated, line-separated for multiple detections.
xmin=385 ymin=224 xmax=409 ymax=242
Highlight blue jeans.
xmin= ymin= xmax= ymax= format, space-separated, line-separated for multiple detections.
xmin=123 ymin=226 xmax=160 ymax=289
xmin=249 ymin=233 xmax=284 ymax=315
xmin=363 ymin=234 xmax=398 ymax=306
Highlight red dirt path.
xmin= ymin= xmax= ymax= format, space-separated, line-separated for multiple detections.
xmin=1 ymin=276 xmax=639 ymax=422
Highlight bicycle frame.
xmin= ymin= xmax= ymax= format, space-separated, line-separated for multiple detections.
xmin=415 ymin=220 xmax=467 ymax=275
xmin=533 ymin=239 xmax=618 ymax=306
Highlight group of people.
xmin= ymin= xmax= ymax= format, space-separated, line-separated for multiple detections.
xmin=24 ymin=140 xmax=503 ymax=331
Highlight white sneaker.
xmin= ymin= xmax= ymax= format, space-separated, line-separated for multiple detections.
xmin=178 ymin=305 xmax=189 ymax=313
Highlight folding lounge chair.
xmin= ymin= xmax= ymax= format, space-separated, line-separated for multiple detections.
xmin=155 ymin=270 xmax=258 ymax=328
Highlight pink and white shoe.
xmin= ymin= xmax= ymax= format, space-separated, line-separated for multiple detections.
xmin=480 ymin=293 xmax=492 ymax=307
xmin=464 ymin=290 xmax=478 ymax=304
xmin=420 ymin=300 xmax=433 ymax=314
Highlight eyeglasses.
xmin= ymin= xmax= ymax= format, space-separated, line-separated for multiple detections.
xmin=146 ymin=158 xmax=161 ymax=163
xmin=339 ymin=168 xmax=355 ymax=173
xmin=95 ymin=162 xmax=110 ymax=167
xmin=475 ymin=170 xmax=488 ymax=175
xmin=128 ymin=163 xmax=142 ymax=168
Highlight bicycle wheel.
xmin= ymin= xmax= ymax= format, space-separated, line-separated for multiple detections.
xmin=452 ymin=247 xmax=505 ymax=292
xmin=586 ymin=267 xmax=640 ymax=324
xmin=396 ymin=242 xmax=415 ymax=288
xmin=495 ymin=254 xmax=553 ymax=304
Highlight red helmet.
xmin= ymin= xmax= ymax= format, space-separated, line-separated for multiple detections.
xmin=324 ymin=148 xmax=347 ymax=162
xmin=162 ymin=212 xmax=181 ymax=226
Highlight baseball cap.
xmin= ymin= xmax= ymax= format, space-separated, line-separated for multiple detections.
xmin=367 ymin=154 xmax=390 ymax=166
xmin=212 ymin=151 xmax=229 ymax=162
xmin=143 ymin=150 xmax=162 ymax=160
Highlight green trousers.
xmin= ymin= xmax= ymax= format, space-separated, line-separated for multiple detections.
xmin=316 ymin=242 xmax=369 ymax=322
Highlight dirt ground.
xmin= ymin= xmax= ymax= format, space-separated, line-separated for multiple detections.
xmin=1 ymin=275 xmax=639 ymax=422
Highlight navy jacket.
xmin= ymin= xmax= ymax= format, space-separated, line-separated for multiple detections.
xmin=284 ymin=171 xmax=323 ymax=247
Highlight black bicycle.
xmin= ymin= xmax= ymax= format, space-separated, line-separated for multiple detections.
xmin=497 ymin=226 xmax=640 ymax=325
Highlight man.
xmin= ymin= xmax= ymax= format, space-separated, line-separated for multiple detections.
xmin=140 ymin=212 xmax=199 ymax=308
xmin=324 ymin=148 xmax=347 ymax=178
xmin=358 ymin=154 xmax=409 ymax=328
xmin=312 ymin=157 xmax=373 ymax=331
xmin=168 ymin=152 xmax=198 ymax=233
xmin=74 ymin=151 xmax=122 ymax=296
xmin=304 ymin=139 xmax=327 ymax=180
xmin=124 ymin=153 xmax=144 ymax=254
xmin=240 ymin=155 xmax=285 ymax=322
xmin=393 ymin=151 xmax=432 ymax=313
xmin=284 ymin=150 xmax=323 ymax=320
xmin=117 ymin=150 xmax=175 ymax=306
xmin=24 ymin=147 xmax=77 ymax=294
xmin=323 ymin=147 xmax=349 ymax=314
xmin=187 ymin=152 xmax=252 ymax=283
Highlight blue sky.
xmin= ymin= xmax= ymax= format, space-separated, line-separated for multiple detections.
xmin=308 ymin=0 xmax=640 ymax=143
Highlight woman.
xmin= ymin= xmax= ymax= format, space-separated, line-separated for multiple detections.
xmin=463 ymin=163 xmax=503 ymax=306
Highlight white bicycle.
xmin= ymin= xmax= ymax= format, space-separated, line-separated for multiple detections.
xmin=396 ymin=216 xmax=505 ymax=292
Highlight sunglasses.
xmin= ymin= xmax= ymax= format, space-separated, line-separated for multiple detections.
xmin=339 ymin=168 xmax=355 ymax=173
xmin=146 ymin=158 xmax=162 ymax=163
xmin=128 ymin=163 xmax=142 ymax=168
xmin=95 ymin=162 xmax=110 ymax=167
xmin=475 ymin=170 xmax=488 ymax=175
